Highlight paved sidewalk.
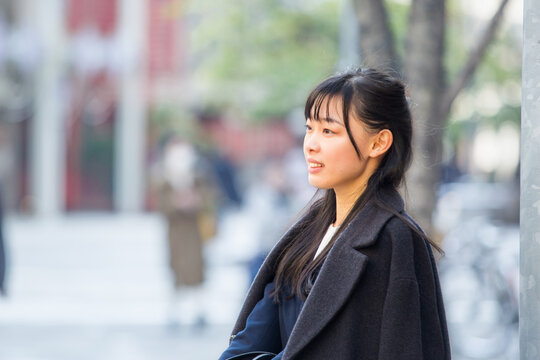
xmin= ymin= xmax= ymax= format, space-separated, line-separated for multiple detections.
xmin=0 ymin=212 xmax=253 ymax=360
xmin=0 ymin=324 xmax=232 ymax=360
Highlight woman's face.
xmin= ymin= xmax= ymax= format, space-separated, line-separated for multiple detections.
xmin=303 ymin=97 xmax=379 ymax=195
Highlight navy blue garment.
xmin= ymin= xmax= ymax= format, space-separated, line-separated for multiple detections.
xmin=219 ymin=282 xmax=303 ymax=360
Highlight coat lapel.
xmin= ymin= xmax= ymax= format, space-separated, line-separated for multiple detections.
xmin=283 ymin=243 xmax=368 ymax=359
xmin=283 ymin=189 xmax=404 ymax=359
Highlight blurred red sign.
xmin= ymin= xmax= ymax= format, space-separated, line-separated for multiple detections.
xmin=66 ymin=0 xmax=117 ymax=35
xmin=148 ymin=0 xmax=181 ymax=78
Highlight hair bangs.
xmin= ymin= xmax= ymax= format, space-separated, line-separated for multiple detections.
xmin=304 ymin=92 xmax=335 ymax=122
xmin=304 ymin=75 xmax=350 ymax=122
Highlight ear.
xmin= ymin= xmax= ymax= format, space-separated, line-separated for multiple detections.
xmin=369 ymin=129 xmax=393 ymax=158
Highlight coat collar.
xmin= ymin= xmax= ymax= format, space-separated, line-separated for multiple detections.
xmin=347 ymin=187 xmax=404 ymax=249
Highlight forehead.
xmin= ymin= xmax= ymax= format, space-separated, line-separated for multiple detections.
xmin=309 ymin=95 xmax=344 ymax=121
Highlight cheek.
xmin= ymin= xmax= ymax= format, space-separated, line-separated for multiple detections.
xmin=336 ymin=154 xmax=364 ymax=176
xmin=339 ymin=140 xmax=370 ymax=170
xmin=338 ymin=141 xmax=362 ymax=162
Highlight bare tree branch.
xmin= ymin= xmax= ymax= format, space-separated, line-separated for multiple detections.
xmin=353 ymin=0 xmax=399 ymax=70
xmin=441 ymin=0 xmax=511 ymax=118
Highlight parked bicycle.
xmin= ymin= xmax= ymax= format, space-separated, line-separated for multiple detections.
xmin=438 ymin=216 xmax=519 ymax=359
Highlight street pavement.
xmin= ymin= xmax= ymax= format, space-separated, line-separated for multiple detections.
xmin=0 ymin=211 xmax=254 ymax=360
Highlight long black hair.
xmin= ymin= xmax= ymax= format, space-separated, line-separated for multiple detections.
xmin=272 ymin=68 xmax=441 ymax=302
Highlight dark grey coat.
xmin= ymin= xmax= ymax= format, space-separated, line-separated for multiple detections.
xmin=230 ymin=188 xmax=451 ymax=359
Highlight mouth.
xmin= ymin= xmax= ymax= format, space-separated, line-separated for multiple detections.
xmin=307 ymin=159 xmax=324 ymax=173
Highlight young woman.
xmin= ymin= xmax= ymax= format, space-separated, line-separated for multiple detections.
xmin=219 ymin=68 xmax=451 ymax=360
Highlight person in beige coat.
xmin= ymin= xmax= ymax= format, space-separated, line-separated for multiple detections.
xmin=158 ymin=136 xmax=213 ymax=327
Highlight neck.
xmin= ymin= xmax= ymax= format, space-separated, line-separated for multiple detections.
xmin=333 ymin=158 xmax=383 ymax=226
xmin=333 ymin=185 xmax=366 ymax=227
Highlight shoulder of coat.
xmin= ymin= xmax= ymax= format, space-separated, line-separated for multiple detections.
xmin=384 ymin=215 xmax=413 ymax=234
xmin=378 ymin=215 xmax=418 ymax=250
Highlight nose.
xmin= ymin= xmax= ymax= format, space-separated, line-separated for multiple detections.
xmin=304 ymin=132 xmax=320 ymax=153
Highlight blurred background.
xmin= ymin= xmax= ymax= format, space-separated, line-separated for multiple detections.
xmin=0 ymin=0 xmax=522 ymax=359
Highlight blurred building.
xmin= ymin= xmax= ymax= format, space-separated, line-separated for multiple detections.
xmin=0 ymin=0 xmax=192 ymax=216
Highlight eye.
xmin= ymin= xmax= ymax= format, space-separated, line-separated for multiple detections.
xmin=323 ymin=128 xmax=334 ymax=134
xmin=305 ymin=124 xmax=312 ymax=131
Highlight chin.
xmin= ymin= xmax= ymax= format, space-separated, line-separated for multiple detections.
xmin=308 ymin=178 xmax=332 ymax=189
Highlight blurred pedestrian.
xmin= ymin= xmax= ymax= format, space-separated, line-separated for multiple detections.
xmin=219 ymin=68 xmax=450 ymax=359
xmin=196 ymin=114 xmax=243 ymax=212
xmin=158 ymin=135 xmax=214 ymax=327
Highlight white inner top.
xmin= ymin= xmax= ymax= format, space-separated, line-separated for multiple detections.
xmin=314 ymin=224 xmax=339 ymax=260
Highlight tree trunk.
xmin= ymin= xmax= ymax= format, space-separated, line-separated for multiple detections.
xmin=353 ymin=0 xmax=398 ymax=70
xmin=403 ymin=0 xmax=446 ymax=235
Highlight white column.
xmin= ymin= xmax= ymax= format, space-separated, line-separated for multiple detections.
xmin=114 ymin=0 xmax=147 ymax=212
xmin=521 ymin=1 xmax=540 ymax=358
xmin=31 ymin=0 xmax=65 ymax=217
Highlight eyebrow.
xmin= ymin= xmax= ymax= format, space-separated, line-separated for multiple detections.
xmin=307 ymin=115 xmax=345 ymax=127
xmin=321 ymin=117 xmax=345 ymax=126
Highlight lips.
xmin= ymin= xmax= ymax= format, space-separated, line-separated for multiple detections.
xmin=307 ymin=158 xmax=324 ymax=172
xmin=307 ymin=158 xmax=323 ymax=166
